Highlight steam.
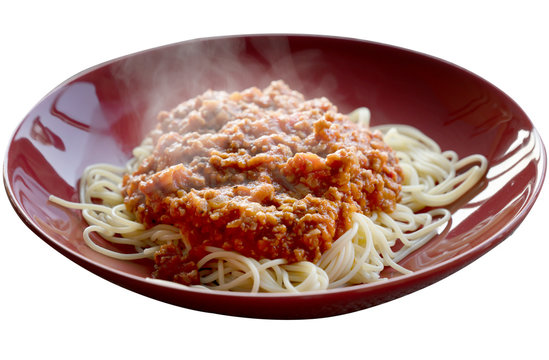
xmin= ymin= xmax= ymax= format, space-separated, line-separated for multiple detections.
xmin=108 ymin=35 xmax=342 ymax=144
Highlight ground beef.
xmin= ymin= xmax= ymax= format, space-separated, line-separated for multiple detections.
xmin=122 ymin=80 xmax=402 ymax=285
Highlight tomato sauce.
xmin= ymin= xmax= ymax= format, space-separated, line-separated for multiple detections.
xmin=122 ymin=81 xmax=402 ymax=285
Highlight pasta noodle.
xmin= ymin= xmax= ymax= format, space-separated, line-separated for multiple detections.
xmin=49 ymin=107 xmax=487 ymax=293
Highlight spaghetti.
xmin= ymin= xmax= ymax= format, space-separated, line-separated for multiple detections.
xmin=49 ymin=84 xmax=487 ymax=293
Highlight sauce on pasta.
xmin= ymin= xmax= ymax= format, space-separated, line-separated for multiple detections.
xmin=122 ymin=81 xmax=402 ymax=285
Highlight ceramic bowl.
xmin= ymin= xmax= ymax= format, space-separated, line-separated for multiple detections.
xmin=4 ymin=35 xmax=546 ymax=319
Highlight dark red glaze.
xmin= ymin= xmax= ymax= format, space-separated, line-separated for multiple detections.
xmin=3 ymin=35 xmax=546 ymax=319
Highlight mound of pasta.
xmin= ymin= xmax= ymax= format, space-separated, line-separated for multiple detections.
xmin=50 ymin=81 xmax=487 ymax=293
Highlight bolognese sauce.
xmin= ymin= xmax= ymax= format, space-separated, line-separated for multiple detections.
xmin=122 ymin=81 xmax=402 ymax=285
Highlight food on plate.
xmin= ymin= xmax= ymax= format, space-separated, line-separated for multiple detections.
xmin=50 ymin=80 xmax=487 ymax=292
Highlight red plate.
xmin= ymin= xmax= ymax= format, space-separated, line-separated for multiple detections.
xmin=3 ymin=34 xmax=546 ymax=318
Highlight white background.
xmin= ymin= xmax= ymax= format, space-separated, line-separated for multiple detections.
xmin=1 ymin=1 xmax=547 ymax=359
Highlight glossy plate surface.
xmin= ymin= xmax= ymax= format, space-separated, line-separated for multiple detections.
xmin=4 ymin=35 xmax=546 ymax=319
